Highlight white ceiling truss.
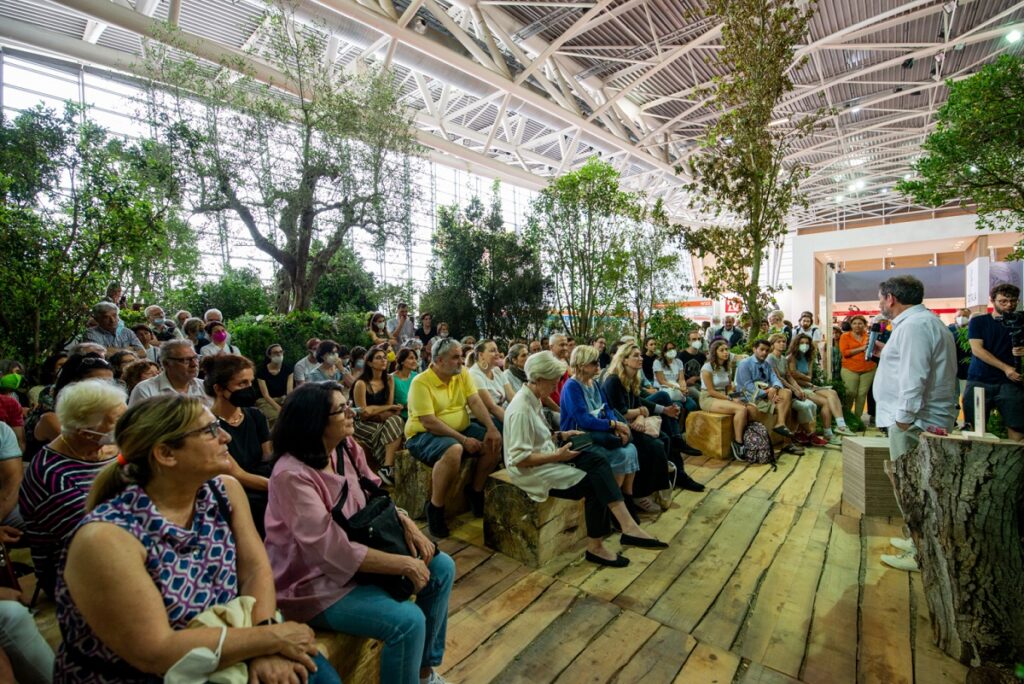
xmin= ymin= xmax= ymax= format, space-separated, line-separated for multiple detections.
xmin=1 ymin=0 xmax=1022 ymax=231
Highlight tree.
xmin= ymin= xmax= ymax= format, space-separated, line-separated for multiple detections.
xmin=0 ymin=103 xmax=197 ymax=369
xmin=679 ymin=0 xmax=823 ymax=330
xmin=311 ymin=245 xmax=378 ymax=315
xmin=143 ymin=3 xmax=420 ymax=312
xmin=646 ymin=308 xmax=699 ymax=347
xmin=898 ymin=55 xmax=1024 ymax=258
xmin=528 ymin=158 xmax=646 ymax=340
xmin=615 ymin=200 xmax=684 ymax=338
xmin=421 ymin=184 xmax=549 ymax=341
xmin=167 ymin=267 xmax=273 ymax=321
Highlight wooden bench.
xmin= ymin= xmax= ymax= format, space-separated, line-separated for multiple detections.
xmin=685 ymin=410 xmax=789 ymax=459
xmin=392 ymin=449 xmax=475 ymax=520
xmin=317 ymin=632 xmax=381 ymax=683
xmin=483 ymin=470 xmax=587 ymax=567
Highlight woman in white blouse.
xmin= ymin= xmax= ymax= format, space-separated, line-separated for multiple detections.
xmin=503 ymin=351 xmax=667 ymax=568
xmin=467 ymin=340 xmax=514 ymax=426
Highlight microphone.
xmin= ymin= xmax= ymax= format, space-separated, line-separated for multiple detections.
xmin=866 ymin=321 xmax=882 ymax=360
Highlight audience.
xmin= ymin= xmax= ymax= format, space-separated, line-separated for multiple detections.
xmin=352 ymin=346 xmax=405 ymax=486
xmin=54 ymin=394 xmax=336 ymax=682
xmin=678 ymin=329 xmax=706 ymax=403
xmin=29 ymin=356 xmax=114 ymax=459
xmin=120 ymin=359 xmax=160 ymax=395
xmin=405 ymin=337 xmax=502 ymax=538
xmin=652 ymin=340 xmax=686 ymax=402
xmin=839 ymin=315 xmax=877 ymax=420
xmin=735 ymin=340 xmax=795 ymax=440
xmin=368 ymin=312 xmax=390 ymax=346
xmin=504 ymin=344 xmax=528 ymax=394
xmin=19 ymin=379 xmax=126 ymax=597
xmin=203 ymin=354 xmax=273 ymax=537
xmin=964 ymin=283 xmax=1023 ymax=441
xmin=106 ymin=351 xmax=137 ymax=382
xmin=700 ymin=340 xmax=756 ymax=459
xmin=128 ymin=339 xmax=208 ymax=407
xmin=415 ymin=312 xmax=437 ymax=348
xmin=504 ymin=351 xmax=667 ymax=568
xmin=308 ymin=340 xmax=345 ymax=383
xmin=388 ymin=303 xmax=416 ymax=348
xmin=143 ymin=305 xmax=182 ymax=341
xmin=766 ymin=334 xmax=823 ymax=447
xmin=391 ymin=348 xmax=419 ymax=421
xmin=80 ymin=302 xmax=143 ymax=355
xmin=716 ymin=316 xmax=745 ymax=348
xmin=265 ymin=382 xmax=451 ymax=684
xmin=130 ymin=324 xmax=162 ymax=364
xmin=0 ymin=586 xmax=54 ymax=684
xmin=467 ymin=340 xmax=513 ymax=426
xmin=788 ymin=334 xmax=851 ymax=444
xmin=255 ymin=343 xmax=293 ymax=424
xmin=0 ymin=421 xmax=23 ymax=533
xmin=199 ymin=320 xmax=241 ymax=358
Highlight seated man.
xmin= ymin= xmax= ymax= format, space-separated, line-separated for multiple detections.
xmin=128 ymin=339 xmax=209 ymax=407
xmin=80 ymin=302 xmax=144 ymax=355
xmin=405 ymin=337 xmax=502 ymax=539
xmin=716 ymin=316 xmax=745 ymax=348
xmin=144 ymin=304 xmax=183 ymax=341
xmin=734 ymin=339 xmax=794 ymax=439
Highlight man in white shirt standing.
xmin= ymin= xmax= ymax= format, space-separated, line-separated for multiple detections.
xmin=872 ymin=275 xmax=957 ymax=572
xmin=388 ymin=302 xmax=416 ymax=348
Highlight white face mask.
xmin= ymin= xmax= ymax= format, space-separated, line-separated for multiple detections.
xmin=799 ymin=343 xmax=810 ymax=353
xmin=665 ymin=349 xmax=677 ymax=360
xmin=690 ymin=340 xmax=702 ymax=350
xmin=376 ymin=321 xmax=386 ymax=330
xmin=956 ymin=316 xmax=968 ymax=326
xmin=323 ymin=353 xmax=339 ymax=365
xmin=270 ymin=354 xmax=284 ymax=365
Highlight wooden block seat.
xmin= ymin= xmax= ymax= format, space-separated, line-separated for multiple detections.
xmin=483 ymin=469 xmax=587 ymax=567
xmin=685 ymin=410 xmax=789 ymax=460
xmin=316 ymin=631 xmax=381 ymax=683
xmin=841 ymin=436 xmax=902 ymax=517
xmin=392 ymin=449 xmax=475 ymax=520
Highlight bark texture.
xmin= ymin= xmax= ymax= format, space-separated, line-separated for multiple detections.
xmin=893 ymin=433 xmax=1024 ymax=668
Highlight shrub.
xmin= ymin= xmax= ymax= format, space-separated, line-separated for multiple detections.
xmin=227 ymin=310 xmax=372 ymax=365
xmin=166 ymin=267 xmax=272 ymax=321
xmin=645 ymin=309 xmax=698 ymax=346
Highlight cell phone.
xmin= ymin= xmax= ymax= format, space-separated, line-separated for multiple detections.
xmin=568 ymin=433 xmax=594 ymax=452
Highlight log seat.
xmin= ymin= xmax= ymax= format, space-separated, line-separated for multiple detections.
xmin=685 ymin=410 xmax=788 ymax=459
xmin=317 ymin=632 xmax=381 ymax=683
xmin=392 ymin=449 xmax=475 ymax=520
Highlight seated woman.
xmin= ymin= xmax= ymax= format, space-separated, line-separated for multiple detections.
xmin=182 ymin=317 xmax=205 ymax=353
xmin=505 ymin=351 xmax=667 ymax=568
xmin=558 ymin=345 xmax=642 ymax=520
xmin=467 ymin=340 xmax=513 ymax=427
xmin=54 ymin=394 xmax=337 ymax=683
xmin=700 ymin=340 xmax=758 ymax=460
xmin=107 ymin=351 xmax=138 ymax=384
xmin=28 ymin=356 xmax=114 ymax=460
xmin=265 ymin=382 xmax=454 ymax=684
xmin=352 ymin=346 xmax=405 ymax=486
xmin=367 ymin=312 xmax=390 ymax=347
xmin=255 ymin=344 xmax=294 ymax=425
xmin=604 ymin=343 xmax=705 ymax=504
xmin=504 ymin=344 xmax=528 ymax=395
xmin=19 ymin=379 xmax=125 ymax=598
xmin=308 ymin=340 xmax=344 ymax=384
xmin=391 ymin=348 xmax=419 ymax=420
xmin=121 ymin=359 xmax=160 ymax=395
xmin=788 ymin=333 xmax=852 ymax=445
xmin=766 ymin=334 xmax=825 ymax=447
xmin=199 ymin=321 xmax=241 ymax=358
xmin=652 ymin=341 xmax=686 ymax=403
xmin=203 ymin=354 xmax=273 ymax=537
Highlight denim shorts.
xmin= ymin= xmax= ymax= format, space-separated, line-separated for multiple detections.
xmin=407 ymin=418 xmax=492 ymax=465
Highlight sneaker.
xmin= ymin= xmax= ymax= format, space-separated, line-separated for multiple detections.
xmin=880 ymin=552 xmax=919 ymax=572
xmin=421 ymin=671 xmax=449 ymax=684
xmin=826 ymin=435 xmax=843 ymax=448
xmin=377 ymin=465 xmax=395 ymax=486
xmin=793 ymin=431 xmax=812 ymax=446
xmin=835 ymin=425 xmax=854 ymax=436
xmin=424 ymin=501 xmax=450 ymax=539
xmin=808 ymin=434 xmax=829 ymax=447
xmin=784 ymin=444 xmax=805 ymax=455
xmin=889 ymin=537 xmax=916 ymax=554
xmin=731 ymin=441 xmax=745 ymax=461
xmin=773 ymin=425 xmax=793 ymax=438
xmin=632 ymin=496 xmax=662 ymax=513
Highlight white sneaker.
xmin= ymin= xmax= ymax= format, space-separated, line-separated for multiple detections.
xmin=422 ymin=671 xmax=449 ymax=684
xmin=889 ymin=537 xmax=916 ymax=554
xmin=835 ymin=425 xmax=854 ymax=436
xmin=880 ymin=553 xmax=920 ymax=572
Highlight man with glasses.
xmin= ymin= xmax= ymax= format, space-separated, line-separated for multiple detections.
xmin=964 ymin=283 xmax=1024 ymax=441
xmin=128 ymin=339 xmax=210 ymax=407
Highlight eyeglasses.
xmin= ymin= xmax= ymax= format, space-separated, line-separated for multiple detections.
xmin=166 ymin=355 xmax=200 ymax=365
xmin=181 ymin=421 xmax=222 ymax=440
xmin=328 ymin=401 xmax=354 ymax=417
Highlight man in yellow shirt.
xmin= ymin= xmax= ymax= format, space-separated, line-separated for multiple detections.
xmin=406 ymin=337 xmax=502 ymax=538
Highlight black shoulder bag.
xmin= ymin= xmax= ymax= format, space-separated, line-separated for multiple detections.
xmin=330 ymin=446 xmax=418 ymax=601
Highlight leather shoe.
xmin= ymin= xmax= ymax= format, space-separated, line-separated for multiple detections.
xmin=620 ymin=534 xmax=669 ymax=549
xmin=679 ymin=440 xmax=702 ymax=456
xmin=585 ymin=551 xmax=630 ymax=567
xmin=680 ymin=476 xmax=705 ymax=492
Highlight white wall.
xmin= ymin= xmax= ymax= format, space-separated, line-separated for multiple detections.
xmin=791 ymin=214 xmax=982 ymax=316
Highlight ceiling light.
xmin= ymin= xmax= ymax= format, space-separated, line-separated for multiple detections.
xmin=849 ymin=157 xmax=866 ymax=167
xmin=851 ymin=106 xmax=862 ymax=114
xmin=880 ymin=188 xmax=889 ymax=194
xmin=847 ymin=183 xmax=857 ymax=193
xmin=904 ymin=173 xmax=912 ymax=180
xmin=769 ymin=117 xmax=789 ymax=126
xmin=1008 ymin=29 xmax=1022 ymax=44
xmin=835 ymin=195 xmax=844 ymax=203
xmin=833 ymin=174 xmax=843 ymax=182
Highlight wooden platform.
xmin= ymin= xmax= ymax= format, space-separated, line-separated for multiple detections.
xmin=27 ymin=433 xmax=968 ymax=683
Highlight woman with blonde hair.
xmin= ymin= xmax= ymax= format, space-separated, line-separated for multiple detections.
xmin=54 ymin=395 xmax=338 ymax=683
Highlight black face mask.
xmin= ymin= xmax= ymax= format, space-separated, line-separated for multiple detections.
xmin=228 ymin=386 xmax=258 ymax=408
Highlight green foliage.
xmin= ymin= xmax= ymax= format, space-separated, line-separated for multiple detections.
xmin=143 ymin=4 xmax=421 ymax=312
xmin=167 ymin=267 xmax=273 ymax=321
xmin=0 ymin=103 xmax=197 ymax=371
xmin=311 ymin=246 xmax=378 ymax=315
xmin=987 ymin=411 xmax=1009 ymax=440
xmin=529 ymin=158 xmax=655 ymax=340
xmin=679 ymin=0 xmax=823 ymax=329
xmin=897 ymin=55 xmax=1024 ymax=258
xmin=226 ymin=309 xmax=372 ymax=365
xmin=374 ymin=281 xmax=419 ymax=319
xmin=645 ymin=309 xmax=698 ymax=346
xmin=422 ymin=184 xmax=549 ymax=341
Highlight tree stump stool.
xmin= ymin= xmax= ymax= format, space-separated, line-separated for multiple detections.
xmin=392 ymin=449 xmax=474 ymax=520
xmin=892 ymin=433 xmax=1024 ymax=671
xmin=483 ymin=470 xmax=587 ymax=567
xmin=685 ymin=411 xmax=787 ymax=459
xmin=317 ymin=632 xmax=381 ymax=683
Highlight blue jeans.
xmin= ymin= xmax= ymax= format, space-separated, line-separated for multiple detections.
xmin=310 ymin=653 xmax=342 ymax=684
xmin=310 ymin=553 xmax=455 ymax=684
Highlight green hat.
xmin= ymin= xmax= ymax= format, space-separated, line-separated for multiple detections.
xmin=0 ymin=373 xmax=23 ymax=391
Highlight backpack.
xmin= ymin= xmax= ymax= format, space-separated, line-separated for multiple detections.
xmin=740 ymin=422 xmax=777 ymax=470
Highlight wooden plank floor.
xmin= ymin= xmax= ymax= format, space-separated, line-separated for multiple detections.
xmin=26 ymin=438 xmax=969 ymax=683
xmin=435 ymin=443 xmax=969 ymax=684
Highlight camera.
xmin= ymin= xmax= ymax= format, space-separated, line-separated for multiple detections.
xmin=998 ymin=310 xmax=1024 ymax=347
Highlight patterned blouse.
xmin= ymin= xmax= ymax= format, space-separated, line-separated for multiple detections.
xmin=54 ymin=478 xmax=238 ymax=683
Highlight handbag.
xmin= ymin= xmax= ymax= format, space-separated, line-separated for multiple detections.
xmin=641 ymin=416 xmax=662 ymax=438
xmin=330 ymin=445 xmax=418 ymax=601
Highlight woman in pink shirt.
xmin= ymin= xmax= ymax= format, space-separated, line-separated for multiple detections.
xmin=264 ymin=381 xmax=455 ymax=684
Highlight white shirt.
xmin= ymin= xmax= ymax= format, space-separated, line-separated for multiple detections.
xmin=794 ymin=325 xmax=824 ymax=344
xmin=652 ymin=358 xmax=684 ymax=387
xmin=293 ymin=355 xmax=317 ymax=383
xmin=469 ymin=365 xmax=510 ymax=407
xmin=873 ymin=304 xmax=957 ymax=430
xmin=199 ymin=342 xmax=240 ymax=358
xmin=128 ymin=371 xmax=210 ymax=407
xmin=503 ymin=386 xmax=586 ymax=501
xmin=387 ymin=316 xmax=415 ymax=345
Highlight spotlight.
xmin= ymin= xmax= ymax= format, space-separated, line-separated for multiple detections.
xmin=413 ymin=17 xmax=427 ymax=34
xmin=1008 ymin=29 xmax=1022 ymax=44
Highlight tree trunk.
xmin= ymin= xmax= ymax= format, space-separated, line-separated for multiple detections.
xmin=892 ymin=433 xmax=1024 ymax=669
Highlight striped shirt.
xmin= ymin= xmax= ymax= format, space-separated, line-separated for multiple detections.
xmin=18 ymin=446 xmax=116 ymax=596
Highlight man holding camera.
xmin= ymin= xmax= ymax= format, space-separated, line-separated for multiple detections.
xmin=963 ymin=283 xmax=1024 ymax=442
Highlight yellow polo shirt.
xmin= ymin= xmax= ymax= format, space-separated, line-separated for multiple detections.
xmin=404 ymin=366 xmax=478 ymax=439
